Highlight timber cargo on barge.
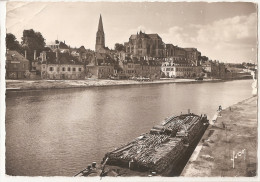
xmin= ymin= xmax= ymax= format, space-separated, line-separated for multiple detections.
xmin=76 ymin=113 xmax=209 ymax=177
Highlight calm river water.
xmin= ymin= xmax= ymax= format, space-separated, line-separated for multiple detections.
xmin=6 ymin=80 xmax=253 ymax=176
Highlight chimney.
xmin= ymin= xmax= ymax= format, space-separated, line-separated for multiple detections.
xmin=79 ymin=52 xmax=82 ymax=62
xmin=41 ymin=52 xmax=47 ymax=62
xmin=56 ymin=50 xmax=59 ymax=62
xmin=34 ymin=50 xmax=36 ymax=60
xmin=25 ymin=50 xmax=27 ymax=59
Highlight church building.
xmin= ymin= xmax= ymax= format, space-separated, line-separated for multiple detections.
xmin=124 ymin=31 xmax=166 ymax=58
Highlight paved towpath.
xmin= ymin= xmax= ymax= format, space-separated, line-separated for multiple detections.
xmin=181 ymin=96 xmax=257 ymax=177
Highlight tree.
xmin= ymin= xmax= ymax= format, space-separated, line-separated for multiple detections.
xmin=114 ymin=43 xmax=125 ymax=52
xmin=6 ymin=33 xmax=21 ymax=51
xmin=21 ymin=29 xmax=46 ymax=61
xmin=199 ymin=55 xmax=208 ymax=63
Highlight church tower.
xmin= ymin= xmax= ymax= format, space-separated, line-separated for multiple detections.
xmin=95 ymin=14 xmax=105 ymax=52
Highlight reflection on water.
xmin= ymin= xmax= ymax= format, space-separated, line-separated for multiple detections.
xmin=6 ymin=80 xmax=253 ymax=176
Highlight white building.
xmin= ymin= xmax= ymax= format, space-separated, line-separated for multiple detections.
xmin=41 ymin=63 xmax=84 ymax=80
xmin=161 ymin=62 xmax=197 ymax=78
xmin=45 ymin=40 xmax=70 ymax=53
xmin=40 ymin=51 xmax=84 ymax=80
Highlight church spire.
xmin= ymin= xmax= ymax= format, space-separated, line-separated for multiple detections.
xmin=95 ymin=14 xmax=105 ymax=52
xmin=97 ymin=14 xmax=104 ymax=33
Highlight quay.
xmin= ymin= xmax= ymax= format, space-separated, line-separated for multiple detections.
xmin=181 ymin=96 xmax=257 ymax=177
xmin=6 ymin=78 xmax=221 ymax=91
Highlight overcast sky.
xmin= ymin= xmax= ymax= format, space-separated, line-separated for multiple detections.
xmin=6 ymin=1 xmax=257 ymax=63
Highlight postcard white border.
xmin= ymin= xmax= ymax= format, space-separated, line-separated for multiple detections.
xmin=0 ymin=1 xmax=259 ymax=182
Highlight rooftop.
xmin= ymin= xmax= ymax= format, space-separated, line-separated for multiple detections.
xmin=42 ymin=52 xmax=83 ymax=65
xmin=6 ymin=50 xmax=29 ymax=63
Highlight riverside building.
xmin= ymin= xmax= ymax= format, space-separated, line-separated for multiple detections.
xmin=6 ymin=50 xmax=30 ymax=79
xmin=40 ymin=50 xmax=84 ymax=80
xmin=201 ymin=60 xmax=226 ymax=79
xmin=86 ymin=52 xmax=114 ymax=79
xmin=161 ymin=61 xmax=197 ymax=78
xmin=117 ymin=56 xmax=161 ymax=80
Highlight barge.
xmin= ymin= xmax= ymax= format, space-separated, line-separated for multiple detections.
xmin=76 ymin=113 xmax=209 ymax=177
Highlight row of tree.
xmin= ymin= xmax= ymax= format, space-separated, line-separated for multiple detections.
xmin=7 ymin=29 xmax=126 ymax=59
xmin=6 ymin=29 xmax=46 ymax=65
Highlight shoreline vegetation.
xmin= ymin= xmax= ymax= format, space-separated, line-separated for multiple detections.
xmin=6 ymin=78 xmax=225 ymax=91
xmin=181 ymin=96 xmax=257 ymax=177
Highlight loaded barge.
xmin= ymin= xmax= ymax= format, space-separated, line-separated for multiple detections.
xmin=76 ymin=113 xmax=209 ymax=177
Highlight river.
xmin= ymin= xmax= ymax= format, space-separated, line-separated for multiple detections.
xmin=5 ymin=80 xmax=253 ymax=176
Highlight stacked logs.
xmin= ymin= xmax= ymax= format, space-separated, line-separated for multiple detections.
xmin=149 ymin=138 xmax=184 ymax=173
xmin=105 ymin=114 xmax=205 ymax=173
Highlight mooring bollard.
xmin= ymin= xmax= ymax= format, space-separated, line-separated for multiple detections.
xmin=87 ymin=165 xmax=91 ymax=170
xmin=92 ymin=162 xmax=96 ymax=168
xmin=129 ymin=160 xmax=134 ymax=170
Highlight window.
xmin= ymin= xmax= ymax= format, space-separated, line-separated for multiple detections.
xmin=43 ymin=65 xmax=45 ymax=69
xmin=68 ymin=67 xmax=71 ymax=71
xmin=57 ymin=67 xmax=60 ymax=71
xmin=62 ymin=67 xmax=65 ymax=71
xmin=79 ymin=68 xmax=82 ymax=72
xmin=49 ymin=67 xmax=53 ymax=71
xmin=73 ymin=68 xmax=76 ymax=71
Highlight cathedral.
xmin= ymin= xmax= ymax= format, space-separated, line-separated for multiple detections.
xmin=124 ymin=31 xmax=166 ymax=58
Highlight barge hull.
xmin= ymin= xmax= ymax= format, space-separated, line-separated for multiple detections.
xmin=77 ymin=113 xmax=209 ymax=177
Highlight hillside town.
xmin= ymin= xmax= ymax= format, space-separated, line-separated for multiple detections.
xmin=6 ymin=15 xmax=255 ymax=81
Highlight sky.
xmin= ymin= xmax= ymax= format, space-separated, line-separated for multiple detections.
xmin=6 ymin=1 xmax=258 ymax=63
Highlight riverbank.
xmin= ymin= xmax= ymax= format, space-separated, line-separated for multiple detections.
xmin=181 ymin=96 xmax=257 ymax=177
xmin=6 ymin=78 xmax=220 ymax=91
